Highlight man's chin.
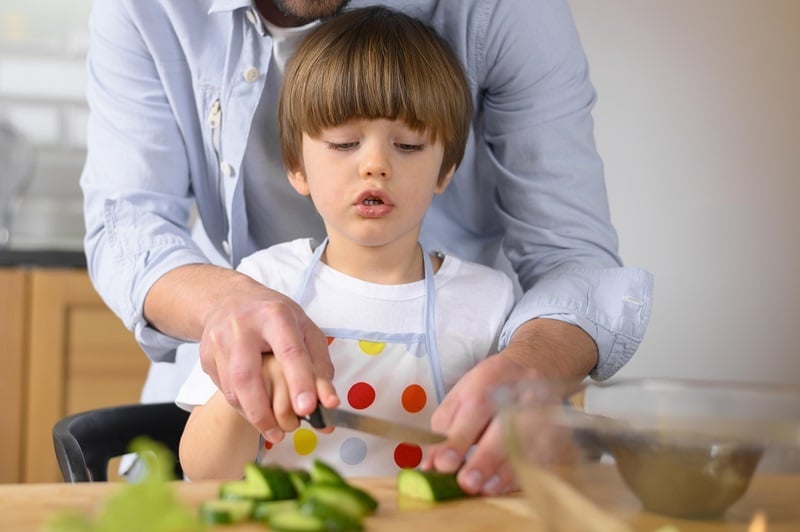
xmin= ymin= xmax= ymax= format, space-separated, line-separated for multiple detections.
xmin=269 ymin=0 xmax=352 ymax=24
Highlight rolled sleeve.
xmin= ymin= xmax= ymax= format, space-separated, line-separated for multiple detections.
xmin=498 ymin=265 xmax=654 ymax=380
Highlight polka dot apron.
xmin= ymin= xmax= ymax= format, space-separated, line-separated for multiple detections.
xmin=256 ymin=238 xmax=446 ymax=476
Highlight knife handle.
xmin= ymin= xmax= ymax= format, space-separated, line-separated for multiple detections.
xmin=299 ymin=403 xmax=327 ymax=429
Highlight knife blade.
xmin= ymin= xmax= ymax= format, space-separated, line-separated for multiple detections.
xmin=301 ymin=404 xmax=446 ymax=444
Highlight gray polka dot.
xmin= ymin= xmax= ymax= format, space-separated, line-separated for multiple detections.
xmin=339 ymin=437 xmax=367 ymax=465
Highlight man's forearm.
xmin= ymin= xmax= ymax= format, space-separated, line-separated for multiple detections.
xmin=143 ymin=263 xmax=261 ymax=342
xmin=502 ymin=318 xmax=598 ymax=378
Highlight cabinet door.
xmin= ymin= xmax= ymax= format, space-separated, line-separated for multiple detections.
xmin=0 ymin=269 xmax=28 ymax=483
xmin=24 ymin=269 xmax=151 ymax=483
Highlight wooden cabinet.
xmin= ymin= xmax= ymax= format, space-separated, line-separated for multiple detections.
xmin=0 ymin=268 xmax=150 ymax=483
xmin=0 ymin=269 xmax=28 ymax=484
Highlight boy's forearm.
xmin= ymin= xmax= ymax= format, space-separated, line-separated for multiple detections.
xmin=179 ymin=392 xmax=260 ymax=480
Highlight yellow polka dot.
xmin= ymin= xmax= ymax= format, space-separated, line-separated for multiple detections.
xmin=293 ymin=428 xmax=317 ymax=456
xmin=358 ymin=340 xmax=385 ymax=355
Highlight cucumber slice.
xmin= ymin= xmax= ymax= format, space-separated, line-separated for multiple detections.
xmin=219 ymin=479 xmax=268 ymax=501
xmin=310 ymin=459 xmax=347 ymax=485
xmin=253 ymin=499 xmax=299 ymax=522
xmin=199 ymin=499 xmax=254 ymax=525
xmin=397 ymin=469 xmax=469 ymax=502
xmin=299 ymin=499 xmax=364 ymax=531
xmin=267 ymin=510 xmax=328 ymax=532
xmin=219 ymin=462 xmax=297 ymax=501
xmin=250 ymin=464 xmax=297 ymax=500
xmin=300 ymin=483 xmax=378 ymax=519
xmin=288 ymin=468 xmax=312 ymax=494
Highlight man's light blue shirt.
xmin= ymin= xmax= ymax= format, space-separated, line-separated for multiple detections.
xmin=82 ymin=0 xmax=653 ymax=382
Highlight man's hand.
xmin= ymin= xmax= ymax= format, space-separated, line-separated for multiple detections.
xmin=144 ymin=264 xmax=338 ymax=440
xmin=422 ymin=318 xmax=598 ymax=495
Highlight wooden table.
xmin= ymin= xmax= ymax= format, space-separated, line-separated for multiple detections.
xmin=0 ymin=474 xmax=797 ymax=531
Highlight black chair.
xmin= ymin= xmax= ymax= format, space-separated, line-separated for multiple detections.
xmin=52 ymin=402 xmax=190 ymax=482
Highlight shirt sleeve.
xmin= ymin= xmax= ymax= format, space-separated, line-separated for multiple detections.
xmin=478 ymin=0 xmax=654 ymax=378
xmin=81 ymin=1 xmax=208 ymax=362
xmin=175 ymin=358 xmax=219 ymax=411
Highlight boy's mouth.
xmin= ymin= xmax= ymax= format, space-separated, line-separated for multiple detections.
xmin=355 ymin=190 xmax=392 ymax=207
xmin=362 ymin=196 xmax=384 ymax=206
xmin=354 ymin=190 xmax=394 ymax=217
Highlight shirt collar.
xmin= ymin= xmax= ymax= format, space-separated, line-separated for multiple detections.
xmin=208 ymin=0 xmax=252 ymax=14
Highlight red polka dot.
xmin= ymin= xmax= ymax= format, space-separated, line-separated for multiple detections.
xmin=326 ymin=336 xmax=335 ymax=345
xmin=401 ymin=384 xmax=427 ymax=413
xmin=347 ymin=382 xmax=376 ymax=410
xmin=394 ymin=443 xmax=423 ymax=469
xmin=263 ymin=440 xmax=273 ymax=450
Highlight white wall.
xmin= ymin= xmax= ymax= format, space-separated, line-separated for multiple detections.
xmin=569 ymin=0 xmax=800 ymax=384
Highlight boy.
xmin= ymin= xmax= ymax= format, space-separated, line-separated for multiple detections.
xmin=176 ymin=6 xmax=514 ymax=480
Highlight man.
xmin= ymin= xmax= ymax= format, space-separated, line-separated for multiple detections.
xmin=81 ymin=0 xmax=653 ymax=494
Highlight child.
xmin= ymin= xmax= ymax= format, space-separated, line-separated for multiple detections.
xmin=176 ymin=6 xmax=514 ymax=480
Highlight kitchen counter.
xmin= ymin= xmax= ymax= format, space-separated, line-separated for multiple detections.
xmin=0 ymin=248 xmax=86 ymax=267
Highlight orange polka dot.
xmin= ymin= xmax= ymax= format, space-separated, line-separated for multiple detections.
xmin=394 ymin=443 xmax=423 ymax=469
xmin=347 ymin=382 xmax=376 ymax=410
xmin=401 ymin=384 xmax=427 ymax=413
xmin=327 ymin=336 xmax=335 ymax=346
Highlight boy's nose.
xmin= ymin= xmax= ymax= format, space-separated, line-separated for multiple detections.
xmin=359 ymin=145 xmax=390 ymax=179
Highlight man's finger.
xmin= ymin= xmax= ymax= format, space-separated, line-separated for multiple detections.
xmin=429 ymin=392 xmax=493 ymax=473
xmin=457 ymin=418 xmax=516 ymax=495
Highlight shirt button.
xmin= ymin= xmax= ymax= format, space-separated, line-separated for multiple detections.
xmin=220 ymin=162 xmax=234 ymax=177
xmin=243 ymin=67 xmax=259 ymax=82
xmin=222 ymin=240 xmax=231 ymax=257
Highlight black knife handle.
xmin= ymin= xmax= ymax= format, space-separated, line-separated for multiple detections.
xmin=300 ymin=403 xmax=327 ymax=429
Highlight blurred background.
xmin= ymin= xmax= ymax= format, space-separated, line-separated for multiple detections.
xmin=569 ymin=0 xmax=800 ymax=385
xmin=0 ymin=1 xmax=89 ymax=251
xmin=1 ymin=0 xmax=798 ymax=384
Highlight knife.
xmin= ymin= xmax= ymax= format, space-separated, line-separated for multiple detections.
xmin=300 ymin=403 xmax=446 ymax=444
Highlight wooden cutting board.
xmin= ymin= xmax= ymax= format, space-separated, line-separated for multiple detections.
xmin=1 ymin=474 xmax=797 ymax=531
xmin=0 ymin=478 xmax=534 ymax=531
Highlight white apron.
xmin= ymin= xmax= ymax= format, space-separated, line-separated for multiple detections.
xmin=257 ymin=239 xmax=446 ymax=476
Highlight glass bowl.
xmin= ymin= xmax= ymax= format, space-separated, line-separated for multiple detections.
xmin=494 ymin=378 xmax=800 ymax=531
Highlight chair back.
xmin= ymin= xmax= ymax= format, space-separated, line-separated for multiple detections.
xmin=52 ymin=402 xmax=190 ymax=482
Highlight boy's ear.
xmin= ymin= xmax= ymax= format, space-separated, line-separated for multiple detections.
xmin=434 ymin=164 xmax=456 ymax=194
xmin=287 ymin=168 xmax=310 ymax=196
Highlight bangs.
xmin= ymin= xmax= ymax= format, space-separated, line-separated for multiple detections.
xmin=279 ymin=7 xmax=472 ymax=174
xmin=295 ymin=32 xmax=448 ymax=139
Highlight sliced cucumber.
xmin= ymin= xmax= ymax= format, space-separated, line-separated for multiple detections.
xmin=253 ymin=499 xmax=299 ymax=522
xmin=218 ymin=479 xmax=268 ymax=501
xmin=199 ymin=498 xmax=254 ymax=525
xmin=219 ymin=462 xmax=297 ymax=501
xmin=299 ymin=499 xmax=364 ymax=531
xmin=250 ymin=464 xmax=297 ymax=500
xmin=288 ymin=468 xmax=312 ymax=494
xmin=396 ymin=469 xmax=469 ymax=502
xmin=310 ymin=459 xmax=347 ymax=485
xmin=300 ymin=483 xmax=378 ymax=519
xmin=268 ymin=510 xmax=328 ymax=532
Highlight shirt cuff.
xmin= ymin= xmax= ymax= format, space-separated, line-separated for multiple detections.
xmin=498 ymin=265 xmax=653 ymax=380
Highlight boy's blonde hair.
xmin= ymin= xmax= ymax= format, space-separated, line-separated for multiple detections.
xmin=278 ymin=6 xmax=473 ymax=181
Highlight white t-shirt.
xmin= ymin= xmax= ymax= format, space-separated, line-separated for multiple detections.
xmin=176 ymin=238 xmax=515 ymax=473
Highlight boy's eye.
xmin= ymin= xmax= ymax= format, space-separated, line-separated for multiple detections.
xmin=326 ymin=141 xmax=358 ymax=151
xmin=395 ymin=143 xmax=425 ymax=152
